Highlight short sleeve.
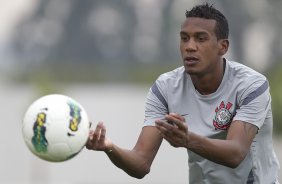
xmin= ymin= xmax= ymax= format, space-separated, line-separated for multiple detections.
xmin=143 ymin=78 xmax=169 ymax=126
xmin=233 ymin=80 xmax=271 ymax=129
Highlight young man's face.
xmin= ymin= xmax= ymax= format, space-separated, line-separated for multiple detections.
xmin=179 ymin=17 xmax=227 ymax=76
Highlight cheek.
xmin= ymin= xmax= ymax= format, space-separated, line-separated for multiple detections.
xmin=179 ymin=44 xmax=186 ymax=56
xmin=202 ymin=44 xmax=220 ymax=57
xmin=179 ymin=43 xmax=184 ymax=51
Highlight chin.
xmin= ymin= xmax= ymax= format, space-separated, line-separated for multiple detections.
xmin=185 ymin=67 xmax=197 ymax=75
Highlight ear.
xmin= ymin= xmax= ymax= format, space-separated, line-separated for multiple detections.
xmin=218 ymin=39 xmax=229 ymax=56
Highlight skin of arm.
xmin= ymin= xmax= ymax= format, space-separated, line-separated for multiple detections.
xmin=86 ymin=122 xmax=163 ymax=179
xmin=155 ymin=113 xmax=258 ymax=168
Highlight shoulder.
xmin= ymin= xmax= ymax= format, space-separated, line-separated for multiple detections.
xmin=150 ymin=66 xmax=185 ymax=97
xmin=226 ymin=59 xmax=270 ymax=104
xmin=227 ymin=60 xmax=264 ymax=77
xmin=226 ymin=59 xmax=268 ymax=88
xmin=156 ymin=66 xmax=185 ymax=85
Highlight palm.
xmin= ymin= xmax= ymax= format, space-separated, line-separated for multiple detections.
xmin=86 ymin=122 xmax=113 ymax=152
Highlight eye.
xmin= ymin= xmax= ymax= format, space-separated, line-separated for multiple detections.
xmin=199 ymin=37 xmax=205 ymax=41
xmin=196 ymin=34 xmax=208 ymax=42
xmin=197 ymin=36 xmax=206 ymax=42
xmin=180 ymin=35 xmax=189 ymax=42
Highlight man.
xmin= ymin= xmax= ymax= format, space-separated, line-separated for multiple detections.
xmin=86 ymin=3 xmax=280 ymax=183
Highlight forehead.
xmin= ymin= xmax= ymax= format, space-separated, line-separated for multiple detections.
xmin=181 ymin=17 xmax=217 ymax=35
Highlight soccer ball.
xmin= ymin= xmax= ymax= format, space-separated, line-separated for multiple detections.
xmin=22 ymin=94 xmax=90 ymax=162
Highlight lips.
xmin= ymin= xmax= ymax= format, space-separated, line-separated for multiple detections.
xmin=184 ymin=56 xmax=199 ymax=65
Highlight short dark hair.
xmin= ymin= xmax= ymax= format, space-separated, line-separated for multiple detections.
xmin=185 ymin=3 xmax=229 ymax=39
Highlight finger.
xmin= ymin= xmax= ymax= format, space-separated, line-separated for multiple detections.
xmin=169 ymin=113 xmax=186 ymax=122
xmin=88 ymin=130 xmax=95 ymax=140
xmin=161 ymin=130 xmax=179 ymax=147
xmin=86 ymin=129 xmax=96 ymax=147
xmin=86 ymin=135 xmax=94 ymax=149
xmin=155 ymin=123 xmax=168 ymax=134
xmin=166 ymin=115 xmax=186 ymax=130
xmin=155 ymin=119 xmax=175 ymax=128
xmin=86 ymin=140 xmax=93 ymax=149
xmin=156 ymin=120 xmax=177 ymax=139
xmin=93 ymin=122 xmax=103 ymax=141
xmin=98 ymin=124 xmax=106 ymax=144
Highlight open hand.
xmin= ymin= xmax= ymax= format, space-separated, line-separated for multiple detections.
xmin=155 ymin=113 xmax=189 ymax=148
xmin=85 ymin=122 xmax=113 ymax=152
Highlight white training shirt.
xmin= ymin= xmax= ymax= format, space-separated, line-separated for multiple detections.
xmin=143 ymin=59 xmax=280 ymax=184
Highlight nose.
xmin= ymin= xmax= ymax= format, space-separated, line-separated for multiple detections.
xmin=185 ymin=39 xmax=197 ymax=52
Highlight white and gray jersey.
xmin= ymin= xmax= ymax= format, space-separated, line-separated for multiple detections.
xmin=143 ymin=59 xmax=280 ymax=184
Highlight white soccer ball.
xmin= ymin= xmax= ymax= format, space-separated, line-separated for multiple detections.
xmin=22 ymin=94 xmax=90 ymax=162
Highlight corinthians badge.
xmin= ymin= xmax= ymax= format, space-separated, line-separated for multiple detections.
xmin=213 ymin=101 xmax=233 ymax=130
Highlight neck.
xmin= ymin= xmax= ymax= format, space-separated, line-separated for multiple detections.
xmin=191 ymin=59 xmax=225 ymax=95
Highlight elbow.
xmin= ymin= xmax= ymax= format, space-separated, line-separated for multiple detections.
xmin=138 ymin=166 xmax=150 ymax=179
xmin=226 ymin=151 xmax=247 ymax=169
xmin=227 ymin=160 xmax=241 ymax=169
xmin=133 ymin=170 xmax=150 ymax=179
xmin=135 ymin=168 xmax=151 ymax=179
xmin=129 ymin=164 xmax=151 ymax=179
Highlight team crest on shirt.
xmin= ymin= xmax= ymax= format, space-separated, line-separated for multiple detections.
xmin=213 ymin=101 xmax=233 ymax=130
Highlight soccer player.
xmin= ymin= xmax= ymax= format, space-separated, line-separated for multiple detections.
xmin=86 ymin=3 xmax=280 ymax=183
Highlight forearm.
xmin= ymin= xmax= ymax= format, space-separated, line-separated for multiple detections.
xmin=186 ymin=132 xmax=246 ymax=168
xmin=86 ymin=124 xmax=162 ymax=178
xmin=105 ymin=144 xmax=151 ymax=179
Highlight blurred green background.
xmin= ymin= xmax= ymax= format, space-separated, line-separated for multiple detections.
xmin=267 ymin=63 xmax=282 ymax=135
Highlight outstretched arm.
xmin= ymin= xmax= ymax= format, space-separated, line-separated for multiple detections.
xmin=86 ymin=122 xmax=163 ymax=179
xmin=155 ymin=113 xmax=258 ymax=168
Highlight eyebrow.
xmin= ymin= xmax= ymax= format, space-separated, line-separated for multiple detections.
xmin=195 ymin=32 xmax=209 ymax=37
xmin=180 ymin=31 xmax=188 ymax=36
xmin=180 ymin=31 xmax=209 ymax=36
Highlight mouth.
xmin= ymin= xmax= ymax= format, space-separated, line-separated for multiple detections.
xmin=184 ymin=56 xmax=199 ymax=65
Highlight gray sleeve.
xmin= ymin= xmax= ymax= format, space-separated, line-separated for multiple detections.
xmin=143 ymin=79 xmax=169 ymax=126
xmin=233 ymin=80 xmax=271 ymax=128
